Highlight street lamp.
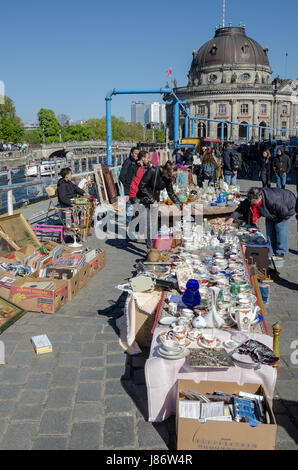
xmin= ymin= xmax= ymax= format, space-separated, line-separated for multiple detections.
xmin=42 ymin=128 xmax=45 ymax=144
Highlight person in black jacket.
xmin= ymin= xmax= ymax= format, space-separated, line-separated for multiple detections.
xmin=225 ymin=186 xmax=297 ymax=258
xmin=222 ymin=143 xmax=238 ymax=186
xmin=119 ymin=147 xmax=140 ymax=237
xmin=57 ymin=168 xmax=92 ymax=208
xmin=137 ymin=161 xmax=183 ymax=249
xmin=272 ymin=147 xmax=291 ymax=189
xmin=259 ymin=150 xmax=272 ymax=188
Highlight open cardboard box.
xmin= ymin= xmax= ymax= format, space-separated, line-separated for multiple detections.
xmin=88 ymin=249 xmax=106 ymax=277
xmin=10 ymin=277 xmax=68 ymax=314
xmin=7 ymin=244 xmax=36 ymax=263
xmin=243 ymin=246 xmax=270 ymax=272
xmin=0 ymin=272 xmax=18 ymax=300
xmin=176 ymin=380 xmax=276 ymax=451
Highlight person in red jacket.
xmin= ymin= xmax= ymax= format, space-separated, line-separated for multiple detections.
xmin=129 ymin=151 xmax=151 ymax=203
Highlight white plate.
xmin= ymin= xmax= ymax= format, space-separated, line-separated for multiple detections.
xmin=198 ymin=338 xmax=221 ymax=349
xmin=159 ymin=316 xmax=176 ymax=325
xmin=158 ymin=347 xmax=190 ymax=360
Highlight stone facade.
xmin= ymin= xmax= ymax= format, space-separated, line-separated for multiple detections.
xmin=168 ymin=26 xmax=298 ymax=142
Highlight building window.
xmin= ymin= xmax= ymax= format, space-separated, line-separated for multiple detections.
xmin=210 ymin=44 xmax=217 ymax=55
xmin=241 ymin=43 xmax=249 ymax=54
xmin=281 ymin=121 xmax=287 ymax=129
xmin=218 ymin=104 xmax=227 ymax=114
xmin=242 ymin=73 xmax=250 ymax=81
xmin=261 ymin=104 xmax=267 ymax=114
xmin=282 ymin=105 xmax=288 ymax=115
xmin=241 ymin=104 xmax=249 ymax=114
xmin=209 ymin=74 xmax=217 ymax=82
xmin=197 ymin=105 xmax=205 ymax=115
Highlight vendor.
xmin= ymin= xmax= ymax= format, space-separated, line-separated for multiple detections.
xmin=57 ymin=167 xmax=93 ymax=208
xmin=137 ymin=161 xmax=183 ymax=250
xmin=225 ymin=187 xmax=297 ymax=258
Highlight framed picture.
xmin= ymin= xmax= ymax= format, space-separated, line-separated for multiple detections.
xmin=0 ymin=296 xmax=25 ymax=334
xmin=0 ymin=214 xmax=41 ymax=249
xmin=0 ymin=229 xmax=19 ymax=256
xmin=93 ymin=164 xmax=109 ymax=204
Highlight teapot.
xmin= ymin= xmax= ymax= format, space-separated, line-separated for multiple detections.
xmin=229 ymin=306 xmax=261 ymax=331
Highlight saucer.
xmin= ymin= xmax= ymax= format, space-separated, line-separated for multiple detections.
xmin=158 ymin=346 xmax=190 ymax=360
xmin=198 ymin=338 xmax=221 ymax=349
xmin=159 ymin=316 xmax=176 ymax=325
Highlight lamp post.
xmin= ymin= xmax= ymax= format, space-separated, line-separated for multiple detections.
xmin=42 ymin=128 xmax=45 ymax=144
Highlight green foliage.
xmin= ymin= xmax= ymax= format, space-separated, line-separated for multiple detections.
xmin=0 ymin=96 xmax=24 ymax=143
xmin=24 ymin=129 xmax=42 ymax=145
xmin=37 ymin=108 xmax=60 ymax=143
xmin=63 ymin=125 xmax=91 ymax=141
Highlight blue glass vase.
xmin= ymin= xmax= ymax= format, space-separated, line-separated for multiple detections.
xmin=182 ymin=279 xmax=201 ymax=309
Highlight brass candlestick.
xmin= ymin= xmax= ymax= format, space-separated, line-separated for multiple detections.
xmin=273 ymin=322 xmax=282 ymax=375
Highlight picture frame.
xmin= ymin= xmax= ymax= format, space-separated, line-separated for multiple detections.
xmin=0 ymin=214 xmax=42 ymax=250
xmin=0 ymin=295 xmax=25 ymax=334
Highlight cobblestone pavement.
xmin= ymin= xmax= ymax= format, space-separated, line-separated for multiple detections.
xmin=0 ymin=179 xmax=296 ymax=450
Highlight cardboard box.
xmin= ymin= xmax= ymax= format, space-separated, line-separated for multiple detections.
xmin=35 ymin=268 xmax=80 ymax=302
xmin=176 ymin=380 xmax=276 ymax=451
xmin=31 ymin=334 xmax=52 ymax=355
xmin=244 ymin=246 xmax=270 ymax=272
xmin=88 ymin=249 xmax=106 ymax=277
xmin=10 ymin=278 xmax=68 ymax=314
xmin=7 ymin=244 xmax=36 ymax=262
xmin=0 ymin=272 xmax=17 ymax=300
xmin=78 ymin=264 xmax=90 ymax=289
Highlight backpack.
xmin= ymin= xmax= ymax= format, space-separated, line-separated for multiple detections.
xmin=231 ymin=150 xmax=242 ymax=171
xmin=202 ymin=162 xmax=215 ymax=180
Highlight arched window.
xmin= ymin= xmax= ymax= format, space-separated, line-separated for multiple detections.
xmin=217 ymin=123 xmax=228 ymax=139
xmin=198 ymin=122 xmax=206 ymax=138
xmin=239 ymin=122 xmax=248 ymax=139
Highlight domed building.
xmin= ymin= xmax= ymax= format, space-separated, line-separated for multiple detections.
xmin=169 ymin=25 xmax=298 ymax=142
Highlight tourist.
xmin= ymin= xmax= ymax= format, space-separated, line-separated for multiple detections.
xmin=183 ymin=148 xmax=193 ymax=168
xmin=57 ymin=168 xmax=92 ymax=208
xmin=259 ymin=150 xmax=272 ymax=188
xmin=222 ymin=142 xmax=240 ymax=186
xmin=129 ymin=151 xmax=151 ymax=204
xmin=198 ymin=150 xmax=217 ymax=184
xmin=119 ymin=147 xmax=140 ymax=231
xmin=137 ymin=161 xmax=183 ymax=249
xmin=225 ymin=186 xmax=297 ymax=258
xmin=272 ymin=147 xmax=291 ymax=189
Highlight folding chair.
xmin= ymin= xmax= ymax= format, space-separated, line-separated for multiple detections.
xmin=45 ymin=186 xmax=66 ymax=225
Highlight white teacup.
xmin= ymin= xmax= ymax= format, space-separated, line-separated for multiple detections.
xmin=162 ymin=338 xmax=180 ymax=354
xmin=201 ymin=332 xmax=216 ymax=346
xmin=181 ymin=309 xmax=194 ymax=320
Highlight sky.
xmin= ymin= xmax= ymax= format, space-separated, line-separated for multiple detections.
xmin=1 ymin=0 xmax=297 ymax=123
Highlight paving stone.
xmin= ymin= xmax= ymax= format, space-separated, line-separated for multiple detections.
xmin=106 ymin=353 xmax=127 ymax=365
xmin=107 ymin=342 xmax=125 ymax=354
xmin=0 ymin=367 xmax=30 ymax=384
xmin=69 ymin=422 xmax=102 ymax=450
xmin=104 ymin=416 xmax=135 ymax=448
xmin=82 ymin=343 xmax=105 ymax=357
xmin=39 ymin=409 xmax=72 ymax=435
xmin=46 ymin=388 xmax=75 ymax=409
xmin=0 ymin=420 xmax=8 ymax=439
xmin=25 ymin=373 xmax=52 ymax=390
xmin=276 ymin=415 xmax=298 ymax=444
xmin=51 ymin=367 xmax=78 ymax=387
xmin=81 ymin=358 xmax=105 ymax=368
xmin=105 ymin=379 xmax=131 ymax=396
xmin=32 ymin=437 xmax=68 ymax=450
xmin=79 ymin=369 xmax=104 ymax=381
xmin=20 ymin=390 xmax=47 ymax=405
xmin=59 ymin=343 xmax=82 ymax=353
xmin=12 ymin=404 xmax=43 ymax=421
xmin=71 ymin=333 xmax=96 ymax=342
xmin=73 ymin=403 xmax=103 ymax=422
xmin=276 ymin=380 xmax=298 ymax=402
xmin=0 ymin=422 xmax=38 ymax=450
xmin=276 ymin=441 xmax=298 ymax=450
xmin=137 ymin=420 xmax=169 ymax=449
xmin=0 ymin=385 xmax=22 ymax=400
xmin=106 ymin=364 xmax=127 ymax=379
xmin=58 ymin=353 xmax=81 ymax=367
xmin=30 ymin=357 xmax=57 ymax=374
xmin=0 ymin=400 xmax=17 ymax=419
xmin=76 ymin=383 xmax=103 ymax=402
xmin=105 ymin=395 xmax=133 ymax=414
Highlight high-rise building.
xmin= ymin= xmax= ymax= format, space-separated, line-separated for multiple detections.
xmin=149 ymin=102 xmax=160 ymax=124
xmin=159 ymin=103 xmax=166 ymax=125
xmin=131 ymin=101 xmax=146 ymax=125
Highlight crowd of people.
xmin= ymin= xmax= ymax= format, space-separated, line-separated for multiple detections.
xmin=117 ymin=142 xmax=297 ymax=262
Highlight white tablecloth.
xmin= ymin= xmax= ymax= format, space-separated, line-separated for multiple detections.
xmin=145 ymin=326 xmax=277 ymax=422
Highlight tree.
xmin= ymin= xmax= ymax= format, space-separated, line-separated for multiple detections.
xmin=24 ymin=129 xmax=42 ymax=145
xmin=63 ymin=125 xmax=91 ymax=142
xmin=0 ymin=96 xmax=24 ymax=143
xmin=37 ymin=108 xmax=60 ymax=143
xmin=57 ymin=114 xmax=70 ymax=128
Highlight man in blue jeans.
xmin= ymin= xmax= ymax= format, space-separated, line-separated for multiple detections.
xmin=221 ymin=142 xmax=239 ymax=186
xmin=272 ymin=147 xmax=291 ymax=189
xmin=225 ymin=187 xmax=297 ymax=259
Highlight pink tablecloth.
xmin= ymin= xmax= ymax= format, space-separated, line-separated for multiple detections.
xmin=145 ymin=327 xmax=277 ymax=422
